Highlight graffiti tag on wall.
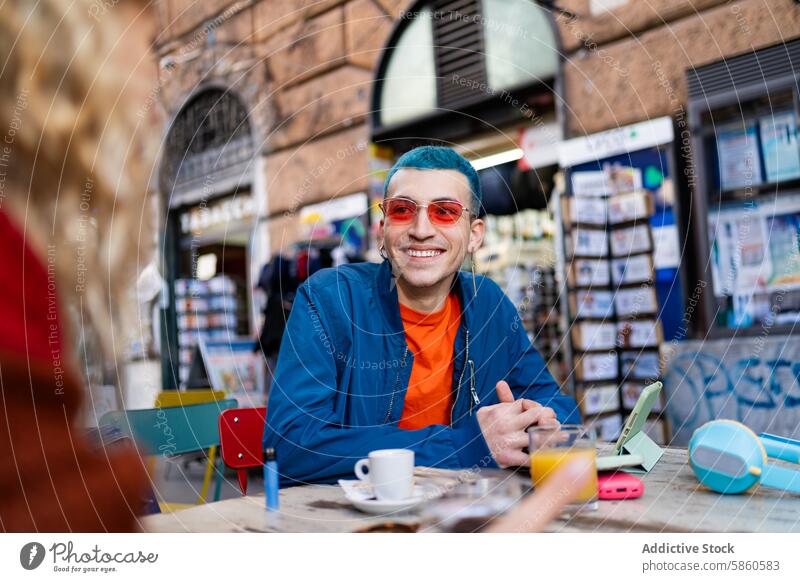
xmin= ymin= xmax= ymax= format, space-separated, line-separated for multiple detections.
xmin=663 ymin=338 xmax=800 ymax=445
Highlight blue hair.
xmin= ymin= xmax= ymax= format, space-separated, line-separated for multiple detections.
xmin=383 ymin=146 xmax=482 ymax=212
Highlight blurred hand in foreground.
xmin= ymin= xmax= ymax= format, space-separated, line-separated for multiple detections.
xmin=485 ymin=456 xmax=594 ymax=533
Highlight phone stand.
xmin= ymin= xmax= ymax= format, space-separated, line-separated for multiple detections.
xmin=618 ymin=430 xmax=664 ymax=473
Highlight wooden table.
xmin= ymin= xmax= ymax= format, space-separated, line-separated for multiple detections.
xmin=142 ymin=446 xmax=800 ymax=533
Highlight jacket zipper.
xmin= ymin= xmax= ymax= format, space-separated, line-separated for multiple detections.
xmin=468 ymin=359 xmax=479 ymax=413
xmin=451 ymin=329 xmax=470 ymax=425
xmin=382 ymin=345 xmax=408 ymax=425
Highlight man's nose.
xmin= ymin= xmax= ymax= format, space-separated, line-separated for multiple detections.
xmin=408 ymin=206 xmax=436 ymax=238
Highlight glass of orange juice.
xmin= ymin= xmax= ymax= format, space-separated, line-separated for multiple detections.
xmin=528 ymin=424 xmax=598 ymax=511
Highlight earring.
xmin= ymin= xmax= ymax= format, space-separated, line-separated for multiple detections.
xmin=379 ymin=244 xmax=388 ymax=260
xmin=470 ymin=255 xmax=478 ymax=296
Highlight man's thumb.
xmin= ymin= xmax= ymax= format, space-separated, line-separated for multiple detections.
xmin=495 ymin=380 xmax=514 ymax=403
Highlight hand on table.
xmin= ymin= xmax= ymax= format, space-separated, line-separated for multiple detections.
xmin=476 ymin=381 xmax=560 ymax=468
xmin=484 ymin=456 xmax=594 ymax=533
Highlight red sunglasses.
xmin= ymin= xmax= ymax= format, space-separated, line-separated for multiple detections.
xmin=380 ymin=197 xmax=472 ymax=226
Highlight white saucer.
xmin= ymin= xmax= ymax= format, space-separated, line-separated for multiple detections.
xmin=338 ymin=480 xmax=436 ymax=515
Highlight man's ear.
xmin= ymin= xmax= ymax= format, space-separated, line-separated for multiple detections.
xmin=467 ymin=217 xmax=485 ymax=254
xmin=377 ymin=219 xmax=385 ymax=246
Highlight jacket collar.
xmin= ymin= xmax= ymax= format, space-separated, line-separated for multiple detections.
xmin=374 ymin=259 xmax=476 ymax=342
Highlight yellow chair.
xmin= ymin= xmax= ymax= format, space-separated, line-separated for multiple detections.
xmin=155 ymin=389 xmax=225 ymax=408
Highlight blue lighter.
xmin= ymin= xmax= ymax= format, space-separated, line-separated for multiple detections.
xmin=263 ymin=448 xmax=279 ymax=511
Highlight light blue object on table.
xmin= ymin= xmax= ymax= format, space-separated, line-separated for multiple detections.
xmin=688 ymin=420 xmax=800 ymax=495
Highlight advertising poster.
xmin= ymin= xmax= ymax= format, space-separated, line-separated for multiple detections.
xmin=709 ymin=197 xmax=800 ymax=295
xmin=716 ymin=123 xmax=763 ymax=190
xmin=198 ymin=337 xmax=265 ymax=401
xmin=766 ymin=211 xmax=800 ymax=290
xmin=733 ymin=210 xmax=770 ymax=290
xmin=759 ymin=112 xmax=800 ymax=183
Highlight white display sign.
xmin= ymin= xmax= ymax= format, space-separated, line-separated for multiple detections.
xmin=558 ymin=117 xmax=674 ymax=167
xmin=570 ymin=259 xmax=611 ymax=287
xmin=565 ymin=197 xmax=607 ymax=224
xmin=590 ymin=413 xmax=623 ymax=441
xmin=610 ymin=255 xmax=653 ymax=285
xmin=180 ymin=194 xmax=256 ymax=234
xmin=652 ymin=224 xmax=681 ymax=269
xmin=610 ymin=225 xmax=651 ymax=256
xmin=614 ymin=286 xmax=658 ymax=317
xmin=571 ymin=290 xmax=615 ymax=318
xmin=616 ymin=320 xmax=660 ymax=348
xmin=569 ymin=228 xmax=609 ymax=257
xmin=572 ymin=322 xmax=617 ymax=351
xmin=571 ymin=171 xmax=611 ymax=197
xmin=621 ymin=350 xmax=661 ymax=379
xmin=519 ymin=122 xmax=563 ymax=169
xmin=576 ymin=352 xmax=619 ymax=381
xmin=607 ymin=190 xmax=652 ymax=224
xmin=579 ymin=384 xmax=620 ymax=416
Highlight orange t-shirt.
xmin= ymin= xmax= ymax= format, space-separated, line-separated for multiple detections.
xmin=398 ymin=293 xmax=461 ymax=430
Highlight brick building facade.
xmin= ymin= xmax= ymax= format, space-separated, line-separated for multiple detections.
xmin=151 ymin=0 xmax=800 ymax=253
xmin=149 ymin=0 xmax=800 ymax=391
xmin=152 ymin=0 xmax=408 ymax=255
xmin=557 ymin=0 xmax=800 ymax=135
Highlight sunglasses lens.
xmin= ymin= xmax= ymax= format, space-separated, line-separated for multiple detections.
xmin=428 ymin=201 xmax=463 ymax=225
xmin=383 ymin=199 xmax=417 ymax=223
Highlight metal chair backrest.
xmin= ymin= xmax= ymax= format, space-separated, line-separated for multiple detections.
xmin=218 ymin=407 xmax=267 ymax=495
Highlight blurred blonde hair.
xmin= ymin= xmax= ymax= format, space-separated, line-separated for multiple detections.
xmin=0 ymin=0 xmax=155 ymax=367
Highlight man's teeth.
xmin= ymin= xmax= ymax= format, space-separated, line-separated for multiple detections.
xmin=407 ymin=249 xmax=442 ymax=257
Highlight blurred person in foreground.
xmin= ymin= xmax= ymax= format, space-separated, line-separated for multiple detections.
xmin=0 ymin=0 xmax=157 ymax=531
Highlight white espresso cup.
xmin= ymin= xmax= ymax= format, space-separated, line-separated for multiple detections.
xmin=354 ymin=449 xmax=415 ymax=501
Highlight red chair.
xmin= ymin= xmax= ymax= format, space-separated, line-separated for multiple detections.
xmin=218 ymin=407 xmax=267 ymax=495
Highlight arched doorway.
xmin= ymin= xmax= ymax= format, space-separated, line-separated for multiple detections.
xmin=159 ymin=87 xmax=258 ymax=391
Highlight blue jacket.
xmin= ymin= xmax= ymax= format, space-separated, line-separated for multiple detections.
xmin=263 ymin=260 xmax=580 ymax=485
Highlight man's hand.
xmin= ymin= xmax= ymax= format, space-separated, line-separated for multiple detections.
xmin=476 ymin=381 xmax=561 ymax=468
xmin=504 ymin=388 xmax=560 ymax=429
xmin=498 ymin=380 xmax=560 ymax=427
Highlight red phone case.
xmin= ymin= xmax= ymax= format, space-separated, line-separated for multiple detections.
xmin=597 ymin=472 xmax=644 ymax=500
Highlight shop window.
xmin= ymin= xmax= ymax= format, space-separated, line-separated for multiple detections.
xmin=481 ymin=0 xmax=558 ymax=91
xmin=688 ymin=41 xmax=800 ymax=333
xmin=374 ymin=0 xmax=558 ymax=131
xmin=379 ymin=6 xmax=437 ymax=127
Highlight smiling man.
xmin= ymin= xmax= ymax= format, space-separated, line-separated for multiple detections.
xmin=264 ymin=146 xmax=580 ymax=485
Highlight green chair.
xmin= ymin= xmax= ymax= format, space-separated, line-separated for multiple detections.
xmin=99 ymin=399 xmax=237 ymax=512
xmin=154 ymin=389 xmax=227 ymax=502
